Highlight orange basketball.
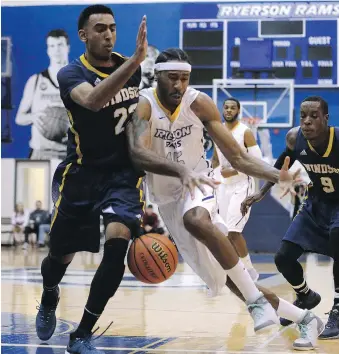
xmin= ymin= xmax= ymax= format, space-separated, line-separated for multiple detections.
xmin=127 ymin=233 xmax=179 ymax=284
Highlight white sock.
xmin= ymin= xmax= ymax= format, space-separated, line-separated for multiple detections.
xmin=277 ymin=298 xmax=306 ymax=323
xmin=227 ymin=260 xmax=261 ymax=303
xmin=241 ymin=254 xmax=254 ymax=270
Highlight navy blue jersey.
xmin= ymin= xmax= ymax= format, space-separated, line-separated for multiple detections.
xmin=294 ymin=126 xmax=339 ymax=202
xmin=57 ymin=52 xmax=141 ymax=169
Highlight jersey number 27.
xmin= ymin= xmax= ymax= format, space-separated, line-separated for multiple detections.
xmin=114 ymin=103 xmax=137 ymax=135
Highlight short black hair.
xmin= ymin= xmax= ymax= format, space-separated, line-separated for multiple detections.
xmin=223 ymin=97 xmax=240 ymax=109
xmin=155 ymin=48 xmax=191 ymax=64
xmin=47 ymin=29 xmax=69 ymax=45
xmin=301 ymin=96 xmax=328 ymax=115
xmin=78 ymin=5 xmax=114 ymax=31
xmin=147 ymin=204 xmax=153 ymax=209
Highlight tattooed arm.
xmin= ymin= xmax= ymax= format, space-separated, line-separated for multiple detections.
xmin=126 ymin=96 xmax=186 ymax=177
xmin=126 ymin=96 xmax=219 ymax=198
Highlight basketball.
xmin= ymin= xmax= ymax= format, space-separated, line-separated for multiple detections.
xmin=38 ymin=106 xmax=70 ymax=143
xmin=127 ymin=233 xmax=179 ymax=284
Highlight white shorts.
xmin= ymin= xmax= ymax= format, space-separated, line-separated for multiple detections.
xmin=158 ymin=186 xmax=228 ymax=297
xmin=217 ymin=176 xmax=255 ymax=233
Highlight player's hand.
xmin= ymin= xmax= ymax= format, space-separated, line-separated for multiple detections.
xmin=180 ymin=169 xmax=220 ymax=200
xmin=134 ymin=15 xmax=148 ymax=64
xmin=278 ymin=156 xmax=301 ymax=199
xmin=240 ymin=193 xmax=264 ymax=216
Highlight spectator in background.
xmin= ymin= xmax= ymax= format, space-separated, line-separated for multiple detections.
xmin=23 ymin=200 xmax=49 ymax=249
xmin=142 ymin=204 xmax=164 ymax=235
xmin=11 ymin=203 xmax=29 ymax=246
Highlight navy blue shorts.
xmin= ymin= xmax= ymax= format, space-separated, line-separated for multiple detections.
xmin=49 ymin=162 xmax=143 ymax=256
xmin=283 ymin=196 xmax=339 ymax=256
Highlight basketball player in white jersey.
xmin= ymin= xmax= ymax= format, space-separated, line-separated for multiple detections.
xmin=15 ymin=29 xmax=70 ymax=160
xmin=128 ymin=48 xmax=324 ymax=350
xmin=213 ymin=98 xmax=260 ymax=282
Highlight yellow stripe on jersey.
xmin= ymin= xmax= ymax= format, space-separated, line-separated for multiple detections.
xmin=80 ymin=54 xmax=109 ymax=78
xmin=307 ymin=127 xmax=334 ymax=157
xmin=50 ymin=163 xmax=72 ymax=230
xmin=67 ymin=110 xmax=83 ymax=165
xmin=153 ymin=89 xmax=181 ymax=122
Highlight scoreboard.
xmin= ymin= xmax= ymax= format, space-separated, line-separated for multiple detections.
xmin=180 ymin=2 xmax=339 ymax=87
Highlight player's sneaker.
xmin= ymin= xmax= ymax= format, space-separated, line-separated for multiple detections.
xmin=35 ymin=285 xmax=60 ymax=341
xmin=280 ymin=290 xmax=321 ymax=327
xmin=247 ymin=268 xmax=259 ymax=283
xmin=318 ymin=304 xmax=339 ymax=340
xmin=66 ymin=334 xmax=105 ymax=354
xmin=66 ymin=323 xmax=113 ymax=354
xmin=247 ymin=294 xmax=279 ymax=332
xmin=293 ymin=310 xmax=324 ymax=350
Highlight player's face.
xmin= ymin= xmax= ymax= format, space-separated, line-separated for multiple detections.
xmin=47 ymin=37 xmax=69 ymax=65
xmin=157 ymin=70 xmax=190 ymax=108
xmin=81 ymin=14 xmax=116 ymax=61
xmin=223 ymin=100 xmax=239 ymax=122
xmin=300 ymin=101 xmax=328 ymax=140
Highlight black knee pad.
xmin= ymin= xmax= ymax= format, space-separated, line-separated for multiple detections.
xmin=330 ymin=228 xmax=339 ymax=258
xmin=274 ymin=250 xmax=289 ymax=272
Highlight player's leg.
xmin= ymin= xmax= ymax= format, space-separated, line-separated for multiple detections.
xmin=226 ymin=277 xmax=324 ymax=350
xmin=225 ymin=178 xmax=258 ymax=281
xmin=36 ymin=163 xmax=82 ymax=341
xmin=182 ymin=188 xmax=279 ymax=331
xmin=68 ymin=221 xmax=131 ymax=340
xmin=65 ymin=173 xmax=143 ymax=353
xmin=319 ymin=221 xmax=339 ymax=339
xmin=275 ymin=199 xmax=326 ymax=326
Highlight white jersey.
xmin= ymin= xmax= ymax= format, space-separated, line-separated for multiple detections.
xmin=216 ymin=121 xmax=249 ymax=182
xmin=19 ymin=69 xmax=68 ymax=152
xmin=140 ymin=87 xmax=211 ymax=205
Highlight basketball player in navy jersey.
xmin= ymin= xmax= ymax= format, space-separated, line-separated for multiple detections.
xmin=242 ymin=96 xmax=339 ymax=338
xmin=35 ymin=6 xmax=219 ymax=354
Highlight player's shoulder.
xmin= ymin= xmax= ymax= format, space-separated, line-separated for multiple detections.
xmin=57 ymin=58 xmax=83 ymax=81
xmin=286 ymin=126 xmax=301 ymax=150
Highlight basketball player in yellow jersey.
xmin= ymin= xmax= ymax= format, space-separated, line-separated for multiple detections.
xmin=128 ymin=48 xmax=324 ymax=350
xmin=15 ymin=29 xmax=70 ymax=160
xmin=213 ymin=98 xmax=261 ymax=282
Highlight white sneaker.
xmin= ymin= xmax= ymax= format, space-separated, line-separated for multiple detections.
xmin=293 ymin=310 xmax=325 ymax=351
xmin=247 ymin=268 xmax=259 ymax=282
xmin=22 ymin=242 xmax=28 ymax=250
xmin=247 ymin=293 xmax=279 ymax=333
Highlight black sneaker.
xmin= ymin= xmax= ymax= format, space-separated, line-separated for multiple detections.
xmin=280 ymin=290 xmax=321 ymax=326
xmin=318 ymin=304 xmax=339 ymax=339
xmin=35 ymin=286 xmax=60 ymax=341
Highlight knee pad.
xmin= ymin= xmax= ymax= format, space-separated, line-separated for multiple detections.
xmin=330 ymin=228 xmax=339 ymax=258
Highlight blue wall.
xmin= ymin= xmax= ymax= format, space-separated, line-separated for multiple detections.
xmin=1 ymin=4 xmax=182 ymax=158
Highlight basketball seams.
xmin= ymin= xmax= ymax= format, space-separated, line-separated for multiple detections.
xmin=146 ymin=234 xmax=178 ymax=268
xmin=139 ymin=236 xmax=167 ymax=281
xmin=130 ymin=242 xmax=153 ymax=283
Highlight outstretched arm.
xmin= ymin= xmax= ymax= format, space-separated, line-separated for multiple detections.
xmin=257 ymin=127 xmax=298 ymax=196
xmin=240 ymin=127 xmax=299 ymax=216
xmin=191 ymin=92 xmax=280 ymax=183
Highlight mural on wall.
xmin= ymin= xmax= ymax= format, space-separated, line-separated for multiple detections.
xmin=15 ymin=29 xmax=70 ymax=160
xmin=1 ymin=1 xmax=338 ymax=161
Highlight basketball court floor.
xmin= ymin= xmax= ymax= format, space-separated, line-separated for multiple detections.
xmin=2 ymin=247 xmax=338 ymax=354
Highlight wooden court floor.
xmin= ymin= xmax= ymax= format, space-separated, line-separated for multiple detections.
xmin=1 ymin=247 xmax=339 ymax=354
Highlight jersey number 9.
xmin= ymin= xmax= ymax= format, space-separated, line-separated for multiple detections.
xmin=320 ymin=177 xmax=335 ymax=193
